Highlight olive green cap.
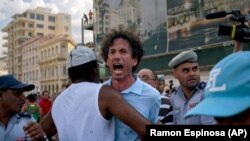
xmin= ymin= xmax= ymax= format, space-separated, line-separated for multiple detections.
xmin=168 ymin=50 xmax=198 ymax=69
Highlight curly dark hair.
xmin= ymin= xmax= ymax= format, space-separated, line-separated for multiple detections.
xmin=100 ymin=25 xmax=144 ymax=72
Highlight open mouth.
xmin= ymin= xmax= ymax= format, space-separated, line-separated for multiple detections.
xmin=113 ymin=64 xmax=123 ymax=70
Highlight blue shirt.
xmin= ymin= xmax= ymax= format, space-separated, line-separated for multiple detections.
xmin=171 ymin=82 xmax=216 ymax=125
xmin=105 ymin=76 xmax=161 ymax=141
xmin=0 ymin=113 xmax=34 ymax=141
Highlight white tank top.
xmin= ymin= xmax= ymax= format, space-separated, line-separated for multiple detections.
xmin=52 ymin=82 xmax=114 ymax=141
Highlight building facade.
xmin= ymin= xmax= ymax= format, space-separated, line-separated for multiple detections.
xmin=39 ymin=35 xmax=75 ymax=94
xmin=0 ymin=56 xmax=8 ymax=75
xmin=21 ymin=36 xmax=59 ymax=94
xmin=2 ymin=7 xmax=71 ymax=80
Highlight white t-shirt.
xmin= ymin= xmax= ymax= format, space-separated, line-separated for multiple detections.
xmin=52 ymin=82 xmax=114 ymax=141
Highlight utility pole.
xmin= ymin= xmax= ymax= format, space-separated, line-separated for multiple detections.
xmin=81 ymin=13 xmax=84 ymax=45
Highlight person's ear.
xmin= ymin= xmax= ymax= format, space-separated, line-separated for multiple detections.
xmin=173 ymin=70 xmax=178 ymax=79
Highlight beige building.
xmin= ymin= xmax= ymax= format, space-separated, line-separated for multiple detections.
xmin=39 ymin=35 xmax=75 ymax=94
xmin=2 ymin=7 xmax=71 ymax=80
xmin=0 ymin=56 xmax=8 ymax=75
xmin=21 ymin=36 xmax=48 ymax=93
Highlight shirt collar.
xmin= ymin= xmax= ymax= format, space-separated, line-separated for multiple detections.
xmin=10 ymin=114 xmax=20 ymax=124
xmin=174 ymin=81 xmax=206 ymax=99
xmin=105 ymin=76 xmax=143 ymax=95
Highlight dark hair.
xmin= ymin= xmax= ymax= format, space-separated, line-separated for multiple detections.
xmin=100 ymin=25 xmax=144 ymax=72
xmin=27 ymin=94 xmax=36 ymax=102
xmin=42 ymin=90 xmax=49 ymax=95
xmin=68 ymin=60 xmax=99 ymax=82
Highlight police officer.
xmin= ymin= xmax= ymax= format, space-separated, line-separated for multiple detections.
xmin=168 ymin=50 xmax=216 ymax=125
xmin=0 ymin=75 xmax=45 ymax=141
xmin=185 ymin=51 xmax=250 ymax=125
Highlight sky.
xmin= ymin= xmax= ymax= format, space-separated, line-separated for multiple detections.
xmin=0 ymin=0 xmax=93 ymax=57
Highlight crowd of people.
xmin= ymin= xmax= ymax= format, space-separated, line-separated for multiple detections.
xmin=0 ymin=24 xmax=250 ymax=141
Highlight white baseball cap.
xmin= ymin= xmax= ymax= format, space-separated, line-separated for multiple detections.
xmin=67 ymin=45 xmax=97 ymax=69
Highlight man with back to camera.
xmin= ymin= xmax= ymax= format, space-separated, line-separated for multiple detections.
xmin=185 ymin=51 xmax=250 ymax=125
xmin=39 ymin=45 xmax=152 ymax=141
xmin=168 ymin=50 xmax=216 ymax=125
xmin=100 ymin=26 xmax=160 ymax=141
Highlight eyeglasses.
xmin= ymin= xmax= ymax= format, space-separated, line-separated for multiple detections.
xmin=139 ymin=75 xmax=156 ymax=81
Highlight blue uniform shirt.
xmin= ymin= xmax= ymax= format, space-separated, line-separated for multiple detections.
xmin=171 ymin=82 xmax=216 ymax=125
xmin=0 ymin=113 xmax=34 ymax=141
xmin=105 ymin=76 xmax=161 ymax=141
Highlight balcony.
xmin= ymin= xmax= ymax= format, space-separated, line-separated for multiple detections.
xmin=2 ymin=36 xmax=8 ymax=40
xmin=15 ymin=26 xmax=34 ymax=32
xmin=14 ymin=17 xmax=34 ymax=23
xmin=2 ymin=50 xmax=8 ymax=55
xmin=39 ymin=53 xmax=67 ymax=64
xmin=16 ymin=35 xmax=29 ymax=40
xmin=3 ymin=42 xmax=8 ymax=48
xmin=84 ymin=23 xmax=94 ymax=30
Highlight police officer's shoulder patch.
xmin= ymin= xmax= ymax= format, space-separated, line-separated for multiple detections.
xmin=17 ymin=112 xmax=32 ymax=119
xmin=199 ymin=81 xmax=207 ymax=89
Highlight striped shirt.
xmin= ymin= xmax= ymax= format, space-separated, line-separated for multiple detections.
xmin=158 ymin=95 xmax=173 ymax=124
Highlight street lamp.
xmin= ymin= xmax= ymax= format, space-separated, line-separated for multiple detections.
xmin=137 ymin=16 xmax=141 ymax=35
xmin=81 ymin=13 xmax=84 ymax=45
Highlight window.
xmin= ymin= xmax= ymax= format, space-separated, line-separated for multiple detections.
xmin=28 ymin=32 xmax=33 ymax=37
xmin=37 ymin=33 xmax=44 ymax=36
xmin=36 ymin=14 xmax=44 ymax=21
xmin=48 ymin=49 xmax=50 ymax=57
xmin=51 ymin=67 xmax=54 ymax=77
xmin=32 ymin=57 xmax=34 ymax=65
xmin=64 ymin=26 xmax=69 ymax=32
xmin=37 ymin=24 xmax=44 ymax=29
xmin=44 ymin=68 xmax=46 ymax=78
xmin=64 ymin=15 xmax=70 ymax=22
xmin=41 ymin=68 xmax=44 ymax=78
xmin=62 ymin=65 xmax=66 ymax=75
xmin=36 ymin=70 xmax=38 ymax=80
xmin=44 ymin=50 xmax=47 ymax=58
xmin=26 ymin=59 xmax=28 ymax=66
xmin=48 ymin=26 xmax=55 ymax=30
xmin=30 ymin=13 xmax=35 ymax=19
xmin=48 ymin=16 xmax=55 ymax=22
xmin=28 ymin=24 xmax=33 ymax=28
xmin=55 ymin=67 xmax=58 ymax=76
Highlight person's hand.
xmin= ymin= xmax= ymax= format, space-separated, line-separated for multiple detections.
xmin=23 ymin=121 xmax=47 ymax=140
xmin=233 ymin=40 xmax=242 ymax=53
